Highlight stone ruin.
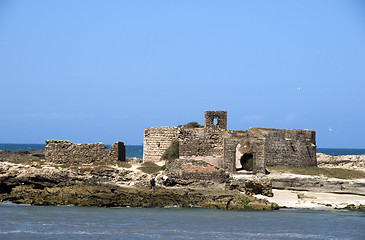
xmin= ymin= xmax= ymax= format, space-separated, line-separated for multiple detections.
xmin=45 ymin=140 xmax=125 ymax=164
xmin=143 ymin=111 xmax=317 ymax=175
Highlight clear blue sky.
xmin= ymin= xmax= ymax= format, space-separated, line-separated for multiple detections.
xmin=1 ymin=0 xmax=364 ymax=147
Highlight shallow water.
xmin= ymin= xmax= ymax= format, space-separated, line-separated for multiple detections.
xmin=0 ymin=202 xmax=364 ymax=240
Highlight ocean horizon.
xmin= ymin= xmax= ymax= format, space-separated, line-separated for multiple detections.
xmin=0 ymin=143 xmax=144 ymax=159
xmin=1 ymin=143 xmax=365 ymax=158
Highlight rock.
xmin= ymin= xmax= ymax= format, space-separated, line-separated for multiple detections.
xmin=0 ymin=184 xmax=278 ymax=210
xmin=245 ymin=179 xmax=273 ymax=197
xmin=166 ymin=158 xmax=230 ymax=183
xmin=0 ymin=161 xmax=278 ymax=211
xmin=229 ymin=179 xmax=273 ymax=197
xmin=269 ymin=174 xmax=365 ymax=195
xmin=317 ymin=153 xmax=365 ymax=172
xmin=45 ymin=140 xmax=125 ymax=164
xmin=343 ymin=204 xmax=365 ymax=211
xmin=126 ymin=157 xmax=143 ymax=164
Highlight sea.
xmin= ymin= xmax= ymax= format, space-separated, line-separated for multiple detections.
xmin=2 ymin=143 xmax=365 ymax=158
xmin=0 ymin=144 xmax=365 ymax=239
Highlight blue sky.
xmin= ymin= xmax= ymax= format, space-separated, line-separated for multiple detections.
xmin=0 ymin=0 xmax=364 ymax=147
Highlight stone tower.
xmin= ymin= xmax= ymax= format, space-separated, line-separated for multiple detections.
xmin=204 ymin=111 xmax=227 ymax=130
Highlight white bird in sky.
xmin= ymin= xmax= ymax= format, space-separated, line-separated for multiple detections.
xmin=329 ymin=127 xmax=333 ymax=132
xmin=297 ymin=87 xmax=301 ymax=91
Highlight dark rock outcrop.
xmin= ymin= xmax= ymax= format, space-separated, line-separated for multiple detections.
xmin=166 ymin=158 xmax=230 ymax=183
xmin=317 ymin=153 xmax=365 ymax=172
xmin=268 ymin=174 xmax=365 ymax=196
xmin=229 ymin=179 xmax=273 ymax=197
xmin=0 ymin=162 xmax=278 ymax=210
xmin=1 ymin=184 xmax=278 ymax=210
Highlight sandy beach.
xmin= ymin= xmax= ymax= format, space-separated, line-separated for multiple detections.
xmin=255 ymin=189 xmax=365 ymax=210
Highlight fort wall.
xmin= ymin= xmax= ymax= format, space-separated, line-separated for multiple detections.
xmin=221 ymin=130 xmax=248 ymax=172
xmin=256 ymin=128 xmax=317 ymax=167
xmin=219 ymin=128 xmax=317 ymax=174
xmin=142 ymin=111 xmax=317 ymax=175
xmin=143 ymin=127 xmax=179 ymax=162
xmin=179 ymin=128 xmax=225 ymax=158
xmin=45 ymin=140 xmax=125 ymax=164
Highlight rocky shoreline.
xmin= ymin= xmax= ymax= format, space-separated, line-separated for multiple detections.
xmin=317 ymin=153 xmax=365 ymax=172
xmin=0 ymin=150 xmax=278 ymax=210
xmin=1 ymin=149 xmax=365 ymax=211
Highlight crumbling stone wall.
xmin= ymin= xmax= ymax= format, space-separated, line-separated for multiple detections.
xmin=222 ymin=128 xmax=316 ymax=174
xmin=221 ymin=130 xmax=249 ymax=172
xmin=223 ymin=138 xmax=241 ymax=172
xmin=109 ymin=141 xmax=126 ymax=162
xmin=143 ymin=127 xmax=179 ymax=162
xmin=142 ymin=111 xmax=317 ymax=175
xmin=256 ymin=128 xmax=317 ymax=167
xmin=45 ymin=140 xmax=125 ymax=164
xmin=248 ymin=129 xmax=267 ymax=174
xmin=221 ymin=130 xmax=267 ymax=174
xmin=179 ymin=128 xmax=225 ymax=159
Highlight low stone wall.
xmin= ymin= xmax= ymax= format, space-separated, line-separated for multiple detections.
xmin=45 ymin=140 xmax=125 ymax=164
xmin=166 ymin=158 xmax=229 ymax=183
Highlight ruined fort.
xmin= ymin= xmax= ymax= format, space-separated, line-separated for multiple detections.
xmin=143 ymin=111 xmax=317 ymax=174
xmin=6 ymin=111 xmax=365 ymax=211
xmin=43 ymin=111 xmax=317 ymax=175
